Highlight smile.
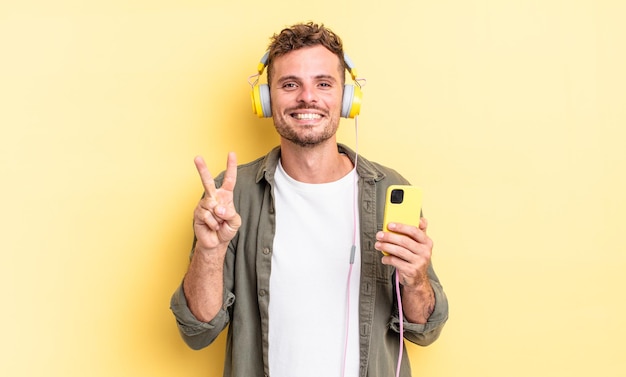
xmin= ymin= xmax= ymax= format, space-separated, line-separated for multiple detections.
xmin=291 ymin=113 xmax=322 ymax=120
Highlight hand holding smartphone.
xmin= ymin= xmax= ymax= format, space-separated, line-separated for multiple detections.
xmin=381 ymin=185 xmax=423 ymax=255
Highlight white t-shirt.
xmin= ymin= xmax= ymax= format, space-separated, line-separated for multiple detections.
xmin=269 ymin=160 xmax=361 ymax=377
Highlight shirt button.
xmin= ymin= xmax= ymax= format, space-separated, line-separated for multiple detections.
xmin=259 ymin=289 xmax=267 ymax=296
xmin=263 ymin=247 xmax=270 ymax=255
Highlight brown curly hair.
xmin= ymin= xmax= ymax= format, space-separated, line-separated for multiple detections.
xmin=266 ymin=22 xmax=346 ymax=85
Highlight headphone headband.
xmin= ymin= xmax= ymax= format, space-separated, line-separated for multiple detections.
xmin=257 ymin=51 xmax=269 ymax=75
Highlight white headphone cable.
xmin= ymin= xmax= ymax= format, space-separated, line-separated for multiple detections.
xmin=341 ymin=114 xmax=360 ymax=377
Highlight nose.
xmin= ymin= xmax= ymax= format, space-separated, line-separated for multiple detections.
xmin=296 ymin=84 xmax=317 ymax=104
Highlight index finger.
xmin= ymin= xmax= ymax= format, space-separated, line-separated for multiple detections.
xmin=194 ymin=156 xmax=217 ymax=199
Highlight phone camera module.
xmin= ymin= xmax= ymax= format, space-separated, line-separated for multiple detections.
xmin=390 ymin=189 xmax=404 ymax=204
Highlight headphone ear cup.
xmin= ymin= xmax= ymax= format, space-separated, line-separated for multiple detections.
xmin=251 ymin=84 xmax=272 ymax=118
xmin=341 ymin=84 xmax=362 ymax=118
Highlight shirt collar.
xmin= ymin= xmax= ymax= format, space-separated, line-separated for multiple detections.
xmin=255 ymin=143 xmax=385 ymax=184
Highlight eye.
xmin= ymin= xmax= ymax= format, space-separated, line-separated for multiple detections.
xmin=281 ymin=82 xmax=298 ymax=89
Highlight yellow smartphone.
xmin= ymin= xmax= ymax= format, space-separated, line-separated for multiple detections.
xmin=381 ymin=185 xmax=423 ymax=255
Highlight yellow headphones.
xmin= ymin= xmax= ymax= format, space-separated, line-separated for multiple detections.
xmin=250 ymin=51 xmax=363 ymax=118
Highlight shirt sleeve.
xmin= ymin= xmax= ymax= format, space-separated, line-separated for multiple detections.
xmin=169 ymin=282 xmax=235 ymax=350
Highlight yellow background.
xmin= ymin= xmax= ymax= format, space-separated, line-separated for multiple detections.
xmin=1 ymin=1 xmax=625 ymax=376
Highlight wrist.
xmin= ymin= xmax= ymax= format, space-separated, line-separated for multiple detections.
xmin=402 ymin=278 xmax=432 ymax=296
xmin=193 ymin=243 xmax=227 ymax=263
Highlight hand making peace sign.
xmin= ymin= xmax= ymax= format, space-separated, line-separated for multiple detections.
xmin=193 ymin=152 xmax=242 ymax=253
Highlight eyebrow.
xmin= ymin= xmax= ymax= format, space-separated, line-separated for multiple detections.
xmin=276 ymin=74 xmax=339 ymax=85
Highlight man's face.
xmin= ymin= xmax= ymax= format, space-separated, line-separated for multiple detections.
xmin=269 ymin=45 xmax=344 ymax=148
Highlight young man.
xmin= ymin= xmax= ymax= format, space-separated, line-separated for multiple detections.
xmin=170 ymin=22 xmax=448 ymax=377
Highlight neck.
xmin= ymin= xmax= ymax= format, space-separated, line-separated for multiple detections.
xmin=279 ymin=139 xmax=353 ymax=183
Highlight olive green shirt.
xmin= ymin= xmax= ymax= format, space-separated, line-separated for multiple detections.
xmin=170 ymin=144 xmax=448 ymax=377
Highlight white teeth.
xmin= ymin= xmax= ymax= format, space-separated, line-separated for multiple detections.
xmin=293 ymin=113 xmax=321 ymax=120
